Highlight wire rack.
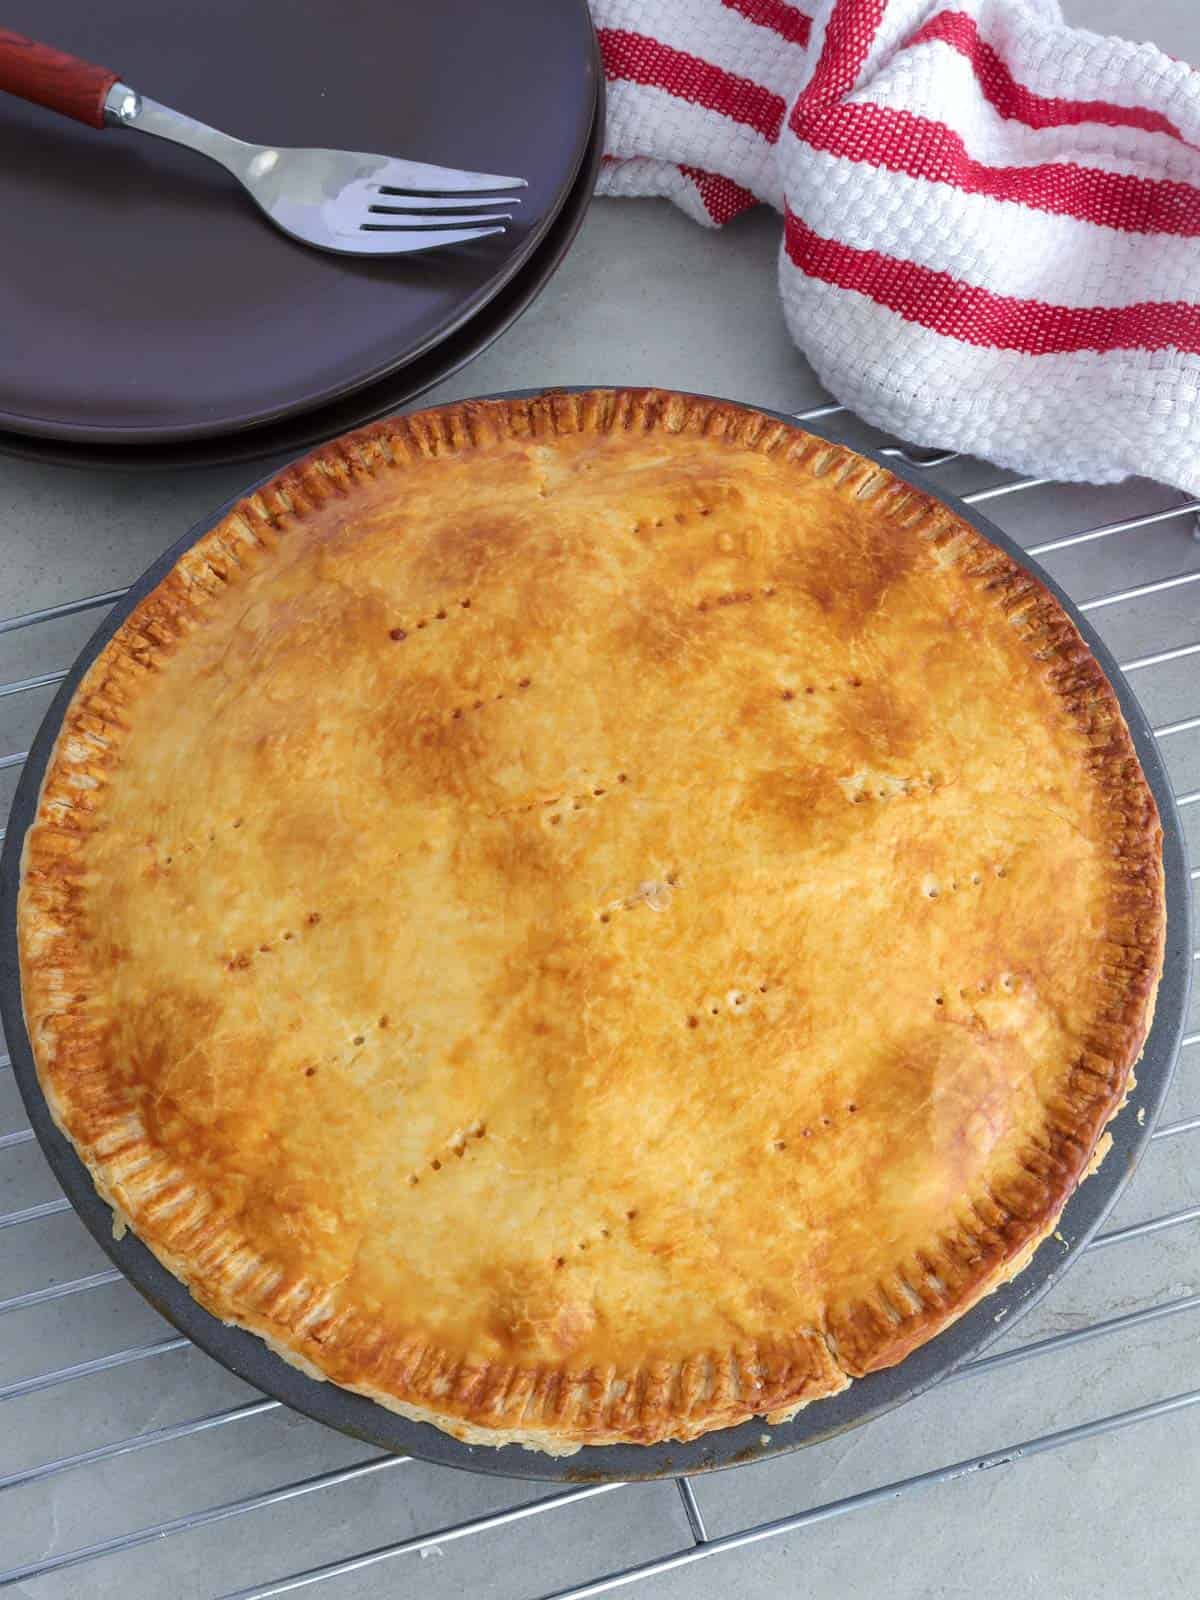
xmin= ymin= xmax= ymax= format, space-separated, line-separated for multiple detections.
xmin=0 ymin=401 xmax=1197 ymax=1599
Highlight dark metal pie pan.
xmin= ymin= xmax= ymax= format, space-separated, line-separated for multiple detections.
xmin=0 ymin=397 xmax=1191 ymax=1482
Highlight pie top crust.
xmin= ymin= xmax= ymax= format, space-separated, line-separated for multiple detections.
xmin=18 ymin=389 xmax=1164 ymax=1453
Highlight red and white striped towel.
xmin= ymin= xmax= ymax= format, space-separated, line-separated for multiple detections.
xmin=594 ymin=0 xmax=1200 ymax=493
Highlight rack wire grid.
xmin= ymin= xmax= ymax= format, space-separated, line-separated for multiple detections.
xmin=0 ymin=399 xmax=1197 ymax=1600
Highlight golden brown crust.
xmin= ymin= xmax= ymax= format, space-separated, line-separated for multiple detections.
xmin=18 ymin=389 xmax=1165 ymax=1451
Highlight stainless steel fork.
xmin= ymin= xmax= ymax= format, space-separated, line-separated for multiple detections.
xmin=0 ymin=27 xmax=526 ymax=257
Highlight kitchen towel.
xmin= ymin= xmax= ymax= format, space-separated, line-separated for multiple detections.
xmin=594 ymin=0 xmax=1200 ymax=492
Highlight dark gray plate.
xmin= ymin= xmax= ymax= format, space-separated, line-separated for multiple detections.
xmin=1 ymin=395 xmax=1191 ymax=1482
xmin=0 ymin=0 xmax=596 ymax=444
xmin=0 ymin=79 xmax=602 ymax=472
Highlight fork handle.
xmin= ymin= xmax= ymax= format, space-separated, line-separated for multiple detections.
xmin=0 ymin=28 xmax=118 ymax=129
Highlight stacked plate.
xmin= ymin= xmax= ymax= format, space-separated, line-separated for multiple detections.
xmin=0 ymin=0 xmax=601 ymax=469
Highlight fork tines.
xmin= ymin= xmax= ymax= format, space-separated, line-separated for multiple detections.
xmin=362 ymin=188 xmax=519 ymax=237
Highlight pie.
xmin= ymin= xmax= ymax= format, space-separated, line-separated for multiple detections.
xmin=18 ymin=389 xmax=1165 ymax=1454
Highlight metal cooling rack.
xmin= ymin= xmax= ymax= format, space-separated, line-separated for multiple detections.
xmin=0 ymin=401 xmax=1197 ymax=1599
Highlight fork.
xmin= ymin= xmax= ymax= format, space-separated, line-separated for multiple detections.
xmin=0 ymin=27 xmax=526 ymax=256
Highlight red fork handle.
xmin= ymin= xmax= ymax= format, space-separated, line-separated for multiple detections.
xmin=0 ymin=27 xmax=119 ymax=129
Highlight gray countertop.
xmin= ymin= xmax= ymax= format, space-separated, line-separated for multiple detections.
xmin=2 ymin=3 xmax=1198 ymax=1596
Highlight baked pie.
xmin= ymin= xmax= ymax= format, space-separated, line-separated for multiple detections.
xmin=18 ymin=390 xmax=1165 ymax=1453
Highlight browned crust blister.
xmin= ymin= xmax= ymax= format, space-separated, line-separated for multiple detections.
xmin=17 ymin=389 xmax=1165 ymax=1452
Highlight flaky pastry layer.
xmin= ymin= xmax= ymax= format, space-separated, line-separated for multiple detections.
xmin=18 ymin=390 xmax=1164 ymax=1451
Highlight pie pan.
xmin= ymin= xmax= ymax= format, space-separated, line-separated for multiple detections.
xmin=0 ymin=394 xmax=1191 ymax=1482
